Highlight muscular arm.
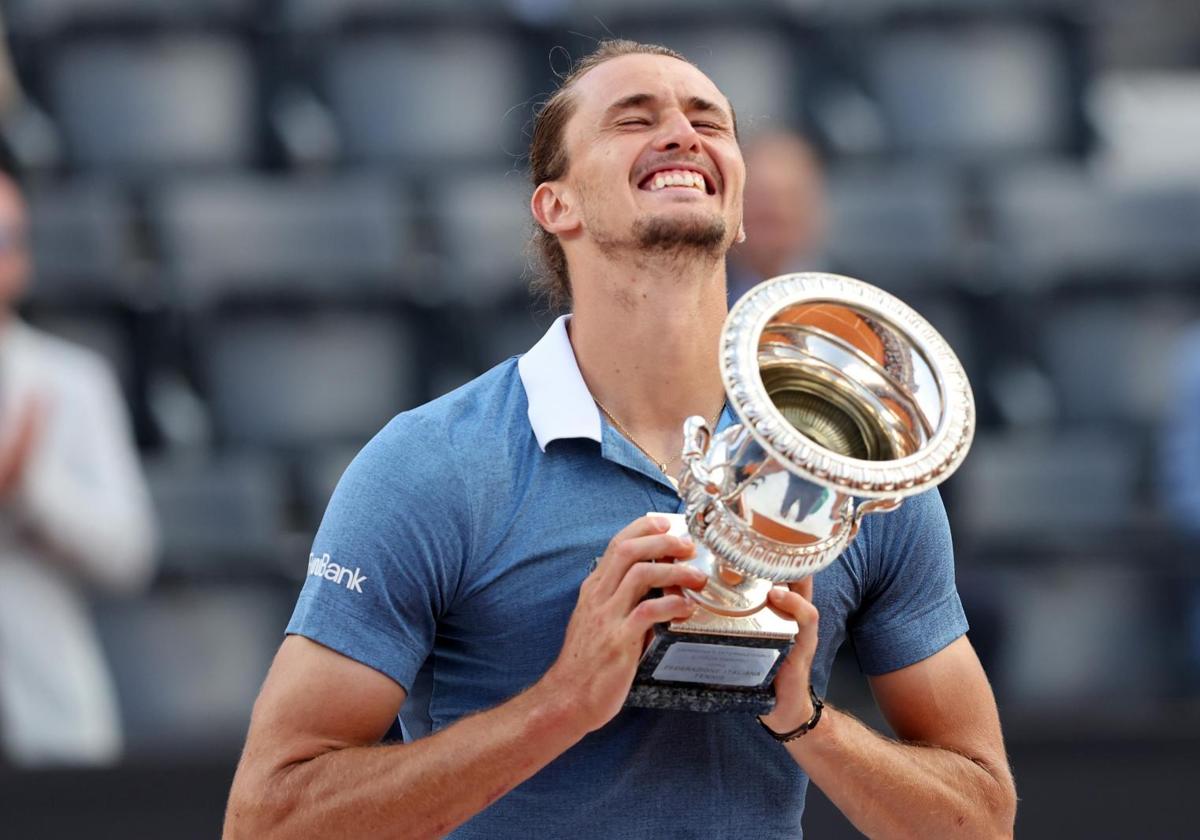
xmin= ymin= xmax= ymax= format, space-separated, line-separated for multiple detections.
xmin=780 ymin=635 xmax=1015 ymax=840
xmin=752 ymin=487 xmax=1014 ymax=838
xmin=225 ymin=515 xmax=706 ymax=840
xmin=223 ymin=636 xmax=586 ymax=840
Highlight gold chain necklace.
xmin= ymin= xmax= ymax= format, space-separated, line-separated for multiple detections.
xmin=594 ymin=397 xmax=724 ymax=477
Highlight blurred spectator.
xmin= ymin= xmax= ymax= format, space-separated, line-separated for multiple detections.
xmin=0 ymin=171 xmax=157 ymax=766
xmin=1162 ymin=326 xmax=1200 ymax=540
xmin=727 ymin=130 xmax=828 ymax=305
xmin=1159 ymin=324 xmax=1200 ymax=691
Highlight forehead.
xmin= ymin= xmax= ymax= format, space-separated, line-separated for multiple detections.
xmin=569 ymin=53 xmax=732 ymax=123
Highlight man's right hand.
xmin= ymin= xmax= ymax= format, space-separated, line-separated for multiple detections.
xmin=539 ymin=514 xmax=708 ymax=733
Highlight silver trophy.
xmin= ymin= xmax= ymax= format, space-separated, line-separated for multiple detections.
xmin=626 ymin=273 xmax=975 ymax=713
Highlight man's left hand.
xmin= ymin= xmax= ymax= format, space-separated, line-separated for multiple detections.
xmin=758 ymin=577 xmax=820 ymax=733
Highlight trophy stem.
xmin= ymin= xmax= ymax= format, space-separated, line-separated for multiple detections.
xmin=678 ymin=544 xmax=777 ymax=617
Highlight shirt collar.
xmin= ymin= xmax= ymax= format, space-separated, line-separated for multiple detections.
xmin=517 ymin=314 xmax=738 ymax=474
xmin=518 ymin=314 xmax=602 ymax=451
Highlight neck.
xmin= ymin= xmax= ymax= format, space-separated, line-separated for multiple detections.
xmin=568 ymin=247 xmax=729 ymax=472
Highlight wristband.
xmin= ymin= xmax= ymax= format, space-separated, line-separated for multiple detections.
xmin=757 ymin=685 xmax=823 ymax=743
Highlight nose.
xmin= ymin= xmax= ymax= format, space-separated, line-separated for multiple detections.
xmin=654 ymin=109 xmax=702 ymax=153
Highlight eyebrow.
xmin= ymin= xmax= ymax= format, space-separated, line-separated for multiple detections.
xmin=603 ymin=93 xmax=731 ymax=123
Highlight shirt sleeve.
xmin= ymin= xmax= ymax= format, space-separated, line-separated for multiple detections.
xmin=848 ymin=487 xmax=969 ymax=676
xmin=287 ymin=411 xmax=472 ymax=693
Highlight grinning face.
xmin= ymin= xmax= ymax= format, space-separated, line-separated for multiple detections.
xmin=544 ymin=53 xmax=746 ymax=265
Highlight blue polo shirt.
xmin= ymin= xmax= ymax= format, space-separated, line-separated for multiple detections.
xmin=287 ymin=315 xmax=968 ymax=839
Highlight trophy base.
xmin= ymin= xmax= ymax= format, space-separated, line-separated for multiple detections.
xmin=624 ymin=602 xmax=798 ymax=714
xmin=625 ymin=680 xmax=779 ymax=714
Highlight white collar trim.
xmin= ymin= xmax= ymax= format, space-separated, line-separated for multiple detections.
xmin=518 ymin=314 xmax=602 ymax=451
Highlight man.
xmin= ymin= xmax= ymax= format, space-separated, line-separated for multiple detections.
xmin=0 ymin=171 xmax=158 ymax=765
xmin=727 ymin=130 xmax=829 ymax=305
xmin=225 ymin=41 xmax=1014 ymax=838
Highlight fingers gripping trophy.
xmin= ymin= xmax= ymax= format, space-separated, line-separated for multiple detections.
xmin=625 ymin=272 xmax=975 ymax=714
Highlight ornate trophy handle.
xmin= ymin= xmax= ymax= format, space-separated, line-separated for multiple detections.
xmin=848 ymin=496 xmax=903 ymax=540
xmin=682 ymin=415 xmax=719 ymax=495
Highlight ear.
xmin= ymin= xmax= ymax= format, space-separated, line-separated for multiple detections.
xmin=531 ymin=182 xmax=579 ymax=236
xmin=735 ymin=222 xmax=747 ymax=244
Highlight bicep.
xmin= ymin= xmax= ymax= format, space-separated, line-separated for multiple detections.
xmin=244 ymin=635 xmax=408 ymax=770
xmin=868 ymin=636 xmax=1007 ymax=771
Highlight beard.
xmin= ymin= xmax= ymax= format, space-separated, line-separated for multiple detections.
xmin=633 ymin=213 xmax=727 ymax=257
xmin=593 ymin=209 xmax=729 ymax=264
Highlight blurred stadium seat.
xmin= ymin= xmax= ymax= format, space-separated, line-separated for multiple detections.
xmin=152 ymin=173 xmax=415 ymax=306
xmin=322 ymin=31 xmax=526 ymax=167
xmin=477 ymin=306 xmax=557 ymax=368
xmin=427 ymin=168 xmax=533 ymax=305
xmin=5 ymin=0 xmax=254 ymax=34
xmin=953 ymin=429 xmax=1143 ymax=556
xmin=989 ymin=163 xmax=1200 ymax=289
xmin=1040 ymin=296 xmax=1199 ymax=430
xmin=49 ymin=35 xmax=258 ymax=172
xmin=867 ymin=22 xmax=1074 ymax=162
xmin=94 ymin=583 xmax=293 ymax=759
xmin=143 ymin=452 xmax=290 ymax=579
xmin=199 ymin=311 xmax=417 ymax=449
xmin=296 ymin=443 xmax=361 ymax=525
xmin=824 ymin=164 xmax=967 ymax=292
xmin=1089 ymin=71 xmax=1200 ymax=184
xmin=999 ymin=565 xmax=1168 ymax=709
xmin=281 ymin=0 xmax=506 ymax=29
xmin=573 ymin=0 xmax=779 ymax=15
xmin=25 ymin=179 xmax=136 ymax=304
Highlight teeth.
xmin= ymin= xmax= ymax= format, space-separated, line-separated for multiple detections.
xmin=647 ymin=169 xmax=707 ymax=192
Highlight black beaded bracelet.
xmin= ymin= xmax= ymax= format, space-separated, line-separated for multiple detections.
xmin=757 ymin=686 xmax=824 ymax=743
